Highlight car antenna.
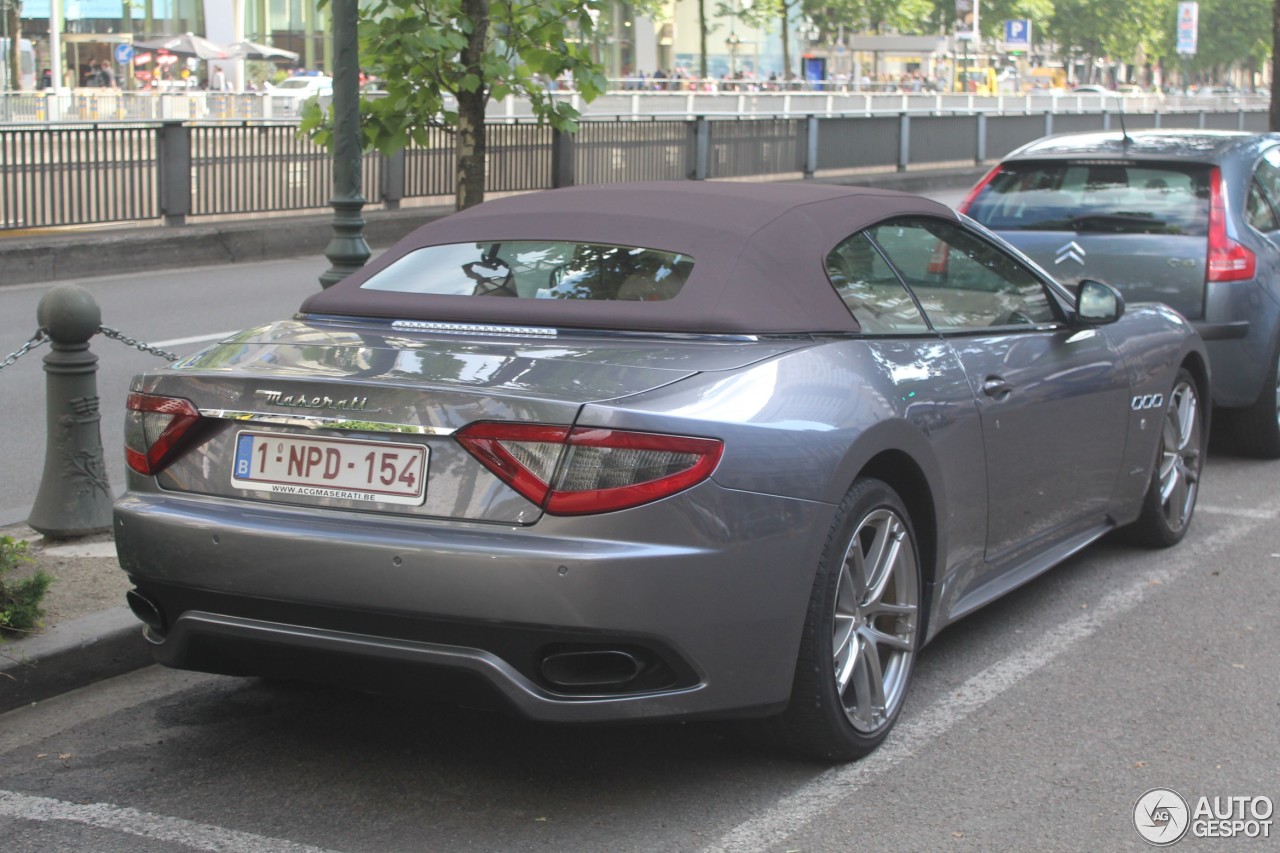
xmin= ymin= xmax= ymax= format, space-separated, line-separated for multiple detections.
xmin=1117 ymin=112 xmax=1133 ymax=147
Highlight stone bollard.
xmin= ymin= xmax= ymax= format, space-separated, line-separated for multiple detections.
xmin=28 ymin=285 xmax=113 ymax=539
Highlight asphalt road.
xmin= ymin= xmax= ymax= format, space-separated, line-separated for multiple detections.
xmin=1 ymin=450 xmax=1276 ymax=851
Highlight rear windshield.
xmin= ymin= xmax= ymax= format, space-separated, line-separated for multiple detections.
xmin=968 ymin=161 xmax=1211 ymax=236
xmin=360 ymin=241 xmax=694 ymax=302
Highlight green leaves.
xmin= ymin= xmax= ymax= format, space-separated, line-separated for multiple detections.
xmin=0 ymin=536 xmax=51 ymax=638
xmin=301 ymin=0 xmax=608 ymax=208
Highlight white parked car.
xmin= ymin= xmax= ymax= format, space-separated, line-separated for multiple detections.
xmin=265 ymin=75 xmax=333 ymax=115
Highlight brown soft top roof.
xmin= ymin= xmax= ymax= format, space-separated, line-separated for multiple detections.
xmin=301 ymin=181 xmax=958 ymax=334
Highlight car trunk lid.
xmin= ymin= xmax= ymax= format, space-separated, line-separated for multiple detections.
xmin=128 ymin=319 xmax=806 ymax=523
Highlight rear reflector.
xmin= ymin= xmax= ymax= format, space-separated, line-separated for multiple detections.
xmin=125 ymin=392 xmax=203 ymax=476
xmin=456 ymin=422 xmax=723 ymax=515
xmin=1207 ymin=166 xmax=1256 ymax=282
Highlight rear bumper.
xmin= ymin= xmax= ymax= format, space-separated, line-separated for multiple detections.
xmin=113 ymin=486 xmax=832 ymax=722
xmin=1191 ymin=320 xmax=1249 ymax=341
xmin=1201 ymin=276 xmax=1280 ymax=407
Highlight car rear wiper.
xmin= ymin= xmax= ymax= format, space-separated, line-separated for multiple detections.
xmin=1012 ymin=213 xmax=1181 ymax=234
xmin=1069 ymin=213 xmax=1181 ymax=234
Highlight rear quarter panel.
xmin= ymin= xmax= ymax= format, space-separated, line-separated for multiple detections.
xmin=575 ymin=337 xmax=989 ymax=602
xmin=1104 ymin=302 xmax=1211 ymax=520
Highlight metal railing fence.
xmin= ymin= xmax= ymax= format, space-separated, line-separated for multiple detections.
xmin=0 ymin=107 xmax=1270 ymax=232
xmin=3 ymin=88 xmax=1271 ymax=125
xmin=190 ymin=123 xmax=373 ymax=216
xmin=0 ymin=124 xmax=158 ymax=229
xmin=574 ymin=119 xmax=692 ymax=184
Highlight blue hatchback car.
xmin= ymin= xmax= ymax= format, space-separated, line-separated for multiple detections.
xmin=962 ymin=130 xmax=1280 ymax=457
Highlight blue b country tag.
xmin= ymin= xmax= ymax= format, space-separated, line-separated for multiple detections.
xmin=234 ymin=434 xmax=253 ymax=477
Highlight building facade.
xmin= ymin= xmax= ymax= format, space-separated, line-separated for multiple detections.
xmin=12 ymin=0 xmax=804 ymax=91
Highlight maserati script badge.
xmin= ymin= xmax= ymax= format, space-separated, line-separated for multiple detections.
xmin=255 ymin=389 xmax=375 ymax=412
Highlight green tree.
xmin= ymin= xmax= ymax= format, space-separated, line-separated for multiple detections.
xmin=678 ymin=0 xmax=716 ymax=79
xmin=976 ymin=0 xmax=1054 ymax=41
xmin=717 ymin=0 xmax=801 ymax=79
xmin=309 ymin=0 xmax=607 ymax=211
xmin=801 ymin=0 xmax=934 ymax=41
xmin=1273 ymin=0 xmax=1280 ymax=129
xmin=3 ymin=0 xmax=22 ymax=92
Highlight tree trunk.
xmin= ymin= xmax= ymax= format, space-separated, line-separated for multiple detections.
xmin=1272 ymin=0 xmax=1280 ymax=130
xmin=780 ymin=4 xmax=791 ymax=81
xmin=7 ymin=7 xmax=21 ymax=91
xmin=698 ymin=0 xmax=708 ymax=81
xmin=456 ymin=0 xmax=489 ymax=210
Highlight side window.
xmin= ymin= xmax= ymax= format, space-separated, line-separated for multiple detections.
xmin=869 ymin=217 xmax=1058 ymax=332
xmin=1249 ymin=149 xmax=1280 ymax=233
xmin=823 ymin=233 xmax=930 ymax=334
xmin=1247 ymin=181 xmax=1279 ymax=232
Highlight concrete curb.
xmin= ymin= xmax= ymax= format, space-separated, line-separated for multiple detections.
xmin=1 ymin=607 xmax=151 ymax=712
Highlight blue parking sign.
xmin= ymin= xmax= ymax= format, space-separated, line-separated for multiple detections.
xmin=1004 ymin=19 xmax=1031 ymax=50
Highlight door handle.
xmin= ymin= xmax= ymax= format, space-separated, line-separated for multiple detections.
xmin=982 ymin=376 xmax=1012 ymax=400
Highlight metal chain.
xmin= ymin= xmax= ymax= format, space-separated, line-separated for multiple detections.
xmin=0 ymin=328 xmax=49 ymax=372
xmin=98 ymin=326 xmax=181 ymax=362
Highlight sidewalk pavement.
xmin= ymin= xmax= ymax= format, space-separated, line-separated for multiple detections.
xmin=0 ymin=167 xmax=988 ymax=714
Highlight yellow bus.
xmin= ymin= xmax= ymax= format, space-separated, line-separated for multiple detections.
xmin=954 ymin=67 xmax=998 ymax=95
xmin=1024 ymin=67 xmax=1067 ymax=92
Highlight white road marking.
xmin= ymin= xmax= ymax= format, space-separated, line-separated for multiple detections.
xmin=702 ymin=517 xmax=1259 ymax=853
xmin=0 ymin=789 xmax=345 ymax=853
xmin=151 ymin=331 xmax=238 ymax=349
xmin=1194 ymin=504 xmax=1277 ymax=520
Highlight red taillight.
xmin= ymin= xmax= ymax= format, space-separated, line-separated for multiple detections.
xmin=1207 ymin=166 xmax=1256 ymax=282
xmin=456 ymin=422 xmax=724 ymax=515
xmin=957 ymin=163 xmax=1002 ymax=214
xmin=125 ymin=392 xmax=203 ymax=476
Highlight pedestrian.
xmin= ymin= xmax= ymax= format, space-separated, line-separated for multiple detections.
xmin=97 ymin=60 xmax=116 ymax=89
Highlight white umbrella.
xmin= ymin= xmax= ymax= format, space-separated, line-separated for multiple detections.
xmin=134 ymin=33 xmax=231 ymax=61
xmin=228 ymin=41 xmax=300 ymax=63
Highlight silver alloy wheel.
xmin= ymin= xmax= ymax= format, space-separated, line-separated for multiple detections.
xmin=1157 ymin=379 xmax=1201 ymax=532
xmin=1273 ymin=354 xmax=1280 ymax=428
xmin=832 ymin=507 xmax=919 ymax=734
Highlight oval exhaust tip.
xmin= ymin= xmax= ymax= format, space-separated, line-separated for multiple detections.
xmin=126 ymin=589 xmax=165 ymax=633
xmin=540 ymin=649 xmax=642 ymax=688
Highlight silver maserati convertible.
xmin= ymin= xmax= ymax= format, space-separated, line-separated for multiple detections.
xmin=115 ymin=182 xmax=1207 ymax=761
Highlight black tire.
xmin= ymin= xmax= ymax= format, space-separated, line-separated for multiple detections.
xmin=769 ymin=478 xmax=922 ymax=762
xmin=1124 ymin=368 xmax=1205 ymax=548
xmin=1233 ymin=343 xmax=1280 ymax=459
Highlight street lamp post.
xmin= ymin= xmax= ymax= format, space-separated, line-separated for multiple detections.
xmin=726 ymin=31 xmax=740 ymax=78
xmin=319 ymin=0 xmax=370 ymax=289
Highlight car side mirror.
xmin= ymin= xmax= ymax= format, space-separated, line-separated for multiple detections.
xmin=1075 ymin=280 xmax=1125 ymax=325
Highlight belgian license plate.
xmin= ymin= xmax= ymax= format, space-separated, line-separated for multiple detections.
xmin=231 ymin=431 xmax=428 ymax=506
